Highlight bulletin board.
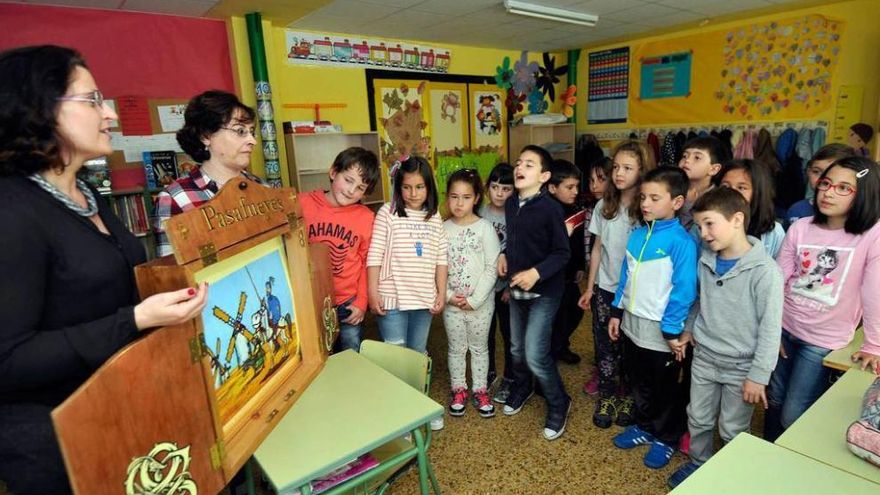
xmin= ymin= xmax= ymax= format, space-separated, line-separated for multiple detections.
xmin=630 ymin=14 xmax=844 ymax=124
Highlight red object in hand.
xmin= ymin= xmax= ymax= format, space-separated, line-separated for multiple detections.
xmin=187 ymin=288 xmax=196 ymax=296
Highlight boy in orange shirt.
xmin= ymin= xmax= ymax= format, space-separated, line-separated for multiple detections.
xmin=299 ymin=147 xmax=381 ymax=351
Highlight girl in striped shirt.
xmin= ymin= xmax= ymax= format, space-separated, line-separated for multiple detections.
xmin=367 ymin=156 xmax=448 ymax=353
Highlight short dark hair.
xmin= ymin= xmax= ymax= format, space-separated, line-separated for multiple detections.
xmin=0 ymin=45 xmax=87 ymax=176
xmin=486 ymin=162 xmax=513 ymax=186
xmin=692 ymin=186 xmax=751 ymax=232
xmin=549 ymin=159 xmax=581 ymax=186
xmin=812 ymin=156 xmax=880 ymax=234
xmin=391 ymin=155 xmax=438 ymax=221
xmin=643 ymin=166 xmax=689 ymax=200
xmin=682 ymin=136 xmax=731 ymax=165
xmin=176 ymin=90 xmax=256 ymax=163
xmin=714 ymin=159 xmax=776 ymax=237
xmin=809 ymin=143 xmax=855 ymax=168
xmin=447 ymin=168 xmax=484 ymax=212
xmin=331 ymin=147 xmax=380 ymax=194
xmin=520 ymin=144 xmax=553 ymax=172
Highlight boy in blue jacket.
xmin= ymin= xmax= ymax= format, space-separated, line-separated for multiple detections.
xmin=608 ymin=166 xmax=698 ymax=469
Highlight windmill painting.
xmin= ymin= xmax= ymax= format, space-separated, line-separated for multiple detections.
xmin=197 ymin=241 xmax=301 ymax=424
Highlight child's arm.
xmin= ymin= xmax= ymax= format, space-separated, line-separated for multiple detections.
xmin=777 ymin=221 xmax=800 ymax=285
xmin=608 ymin=248 xmax=630 ymax=342
xmin=431 ymin=222 xmax=449 ymax=314
xmin=660 ymin=237 xmax=698 ymax=341
xmin=748 ymin=265 xmax=785 ymax=386
xmin=465 ymin=223 xmax=501 ymax=310
xmin=350 ymin=212 xmax=374 ymax=321
xmin=579 ymin=234 xmax=602 ymax=310
xmin=853 ymin=239 xmax=880 ymax=373
xmin=366 ymin=206 xmax=390 ymax=316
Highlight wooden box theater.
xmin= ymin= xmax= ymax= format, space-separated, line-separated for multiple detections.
xmin=51 ymin=179 xmax=338 ymax=494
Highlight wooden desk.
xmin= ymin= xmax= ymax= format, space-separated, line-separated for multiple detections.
xmin=776 ymin=368 xmax=880 ymax=484
xmin=671 ymin=433 xmax=878 ymax=493
xmin=823 ymin=327 xmax=864 ymax=371
xmin=254 ymin=350 xmax=444 ymax=494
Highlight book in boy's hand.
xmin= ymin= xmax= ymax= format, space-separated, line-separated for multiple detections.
xmin=564 ymin=209 xmax=586 ymax=237
xmin=142 ymin=150 xmax=179 ymax=188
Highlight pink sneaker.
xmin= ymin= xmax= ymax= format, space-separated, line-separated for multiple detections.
xmin=679 ymin=431 xmax=690 ymax=455
xmin=449 ymin=387 xmax=468 ymax=417
xmin=582 ymin=366 xmax=599 ymax=395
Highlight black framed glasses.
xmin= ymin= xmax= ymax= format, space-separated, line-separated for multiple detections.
xmin=220 ymin=126 xmax=257 ymax=138
xmin=57 ymin=90 xmax=104 ymax=108
xmin=816 ymin=178 xmax=856 ymax=196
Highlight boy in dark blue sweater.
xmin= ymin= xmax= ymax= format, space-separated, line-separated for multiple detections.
xmin=497 ymin=145 xmax=571 ymax=440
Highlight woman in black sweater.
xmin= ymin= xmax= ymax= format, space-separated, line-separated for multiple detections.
xmin=0 ymin=45 xmax=208 ymax=494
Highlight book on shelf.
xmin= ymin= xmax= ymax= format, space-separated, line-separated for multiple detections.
xmin=142 ymin=150 xmax=179 ymax=188
xmin=77 ymin=157 xmax=112 ymax=194
xmin=109 ymin=194 xmax=151 ymax=236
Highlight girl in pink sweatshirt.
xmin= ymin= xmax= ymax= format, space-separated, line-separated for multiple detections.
xmin=765 ymin=156 xmax=880 ymax=441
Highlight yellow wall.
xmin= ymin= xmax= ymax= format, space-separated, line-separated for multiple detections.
xmin=229 ymin=18 xmax=564 ymax=184
xmin=575 ymin=0 xmax=880 ymax=136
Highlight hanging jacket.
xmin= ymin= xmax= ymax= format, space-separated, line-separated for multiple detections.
xmin=647 ymin=132 xmax=661 ymax=164
xmin=775 ymin=128 xmax=805 ymax=212
xmin=675 ymin=131 xmax=688 ymax=164
xmin=661 ymin=133 xmax=678 ymax=166
xmin=611 ymin=218 xmax=698 ymax=339
xmin=755 ymin=128 xmax=781 ymax=175
xmin=733 ymin=129 xmax=756 ymax=159
xmin=811 ymin=127 xmax=826 ymax=156
xmin=718 ymin=129 xmax=734 ymax=159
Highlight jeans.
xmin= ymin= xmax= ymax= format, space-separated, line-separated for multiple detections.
xmin=377 ymin=308 xmax=433 ymax=353
xmin=764 ymin=329 xmax=832 ymax=441
xmin=509 ymin=295 xmax=569 ymax=410
xmin=334 ymin=323 xmax=363 ymax=353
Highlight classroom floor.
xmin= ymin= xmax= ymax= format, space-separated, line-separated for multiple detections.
xmin=375 ymin=308 xmax=767 ymax=495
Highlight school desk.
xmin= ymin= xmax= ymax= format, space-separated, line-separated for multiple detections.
xmin=823 ymin=327 xmax=864 ymax=371
xmin=775 ymin=367 xmax=880 ymax=485
xmin=254 ymin=350 xmax=444 ymax=494
xmin=671 ymin=433 xmax=878 ymax=493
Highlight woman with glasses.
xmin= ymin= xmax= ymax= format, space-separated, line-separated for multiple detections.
xmin=764 ymin=155 xmax=880 ymax=442
xmin=0 ymin=45 xmax=208 ymax=493
xmin=153 ymin=90 xmax=263 ymax=257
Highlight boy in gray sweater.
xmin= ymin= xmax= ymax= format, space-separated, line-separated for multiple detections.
xmin=667 ymin=187 xmax=783 ymax=489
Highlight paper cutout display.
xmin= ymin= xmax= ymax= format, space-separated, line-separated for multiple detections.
xmin=117 ymin=96 xmax=152 ymax=136
xmin=286 ymin=31 xmax=450 ymax=73
xmin=714 ymin=15 xmax=843 ymax=119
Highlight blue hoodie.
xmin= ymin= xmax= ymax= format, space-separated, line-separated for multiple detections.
xmin=612 ymin=218 xmax=698 ymax=341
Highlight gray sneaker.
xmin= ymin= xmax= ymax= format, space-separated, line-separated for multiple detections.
xmin=493 ymin=378 xmax=514 ymax=404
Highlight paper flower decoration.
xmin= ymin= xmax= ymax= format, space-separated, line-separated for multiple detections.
xmin=513 ymin=51 xmax=538 ymax=97
xmin=505 ymin=88 xmax=526 ymax=117
xmin=561 ymin=85 xmax=577 ymax=117
xmin=536 ymin=52 xmax=568 ymax=101
xmin=495 ymin=56 xmax=514 ymax=90
xmin=527 ymin=88 xmax=547 ymax=114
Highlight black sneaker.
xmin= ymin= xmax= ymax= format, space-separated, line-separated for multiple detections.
xmin=557 ymin=349 xmax=582 ymax=365
xmin=543 ymin=397 xmax=572 ymax=440
xmin=493 ymin=378 xmax=514 ymax=404
xmin=502 ymin=386 xmax=534 ymax=416
xmin=593 ymin=395 xmax=617 ymax=429
xmin=615 ymin=395 xmax=635 ymax=426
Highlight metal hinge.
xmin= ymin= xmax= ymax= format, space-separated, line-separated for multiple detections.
xmin=198 ymin=242 xmax=218 ymax=266
xmin=188 ymin=334 xmax=207 ymax=363
xmin=209 ymin=439 xmax=225 ymax=470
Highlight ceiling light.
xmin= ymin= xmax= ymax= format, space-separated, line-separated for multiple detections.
xmin=503 ymin=0 xmax=598 ymax=27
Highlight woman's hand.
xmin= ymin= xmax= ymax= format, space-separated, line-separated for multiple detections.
xmin=134 ymin=282 xmax=208 ymax=330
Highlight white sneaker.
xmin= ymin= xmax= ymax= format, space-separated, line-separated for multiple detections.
xmin=430 ymin=416 xmax=444 ymax=431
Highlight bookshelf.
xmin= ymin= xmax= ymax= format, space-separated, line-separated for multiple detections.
xmin=283 ymin=131 xmax=386 ymax=206
xmin=105 ymin=187 xmax=160 ymax=259
xmin=508 ymin=123 xmax=576 ymax=164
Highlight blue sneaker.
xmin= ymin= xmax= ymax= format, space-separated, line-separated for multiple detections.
xmin=644 ymin=440 xmax=675 ymax=469
xmin=612 ymin=425 xmax=654 ymax=449
xmin=667 ymin=461 xmax=701 ymax=488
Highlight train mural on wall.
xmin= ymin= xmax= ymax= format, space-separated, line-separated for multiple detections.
xmin=286 ymin=31 xmax=451 ymax=73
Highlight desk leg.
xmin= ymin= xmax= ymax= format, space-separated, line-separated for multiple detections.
xmin=413 ymin=427 xmax=441 ymax=495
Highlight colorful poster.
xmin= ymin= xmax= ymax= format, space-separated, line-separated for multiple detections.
xmin=640 ymin=51 xmax=692 ymax=99
xmin=474 ymin=92 xmax=502 ymax=136
xmin=429 ymin=88 xmax=465 ymax=152
xmin=157 ymin=104 xmax=187 ymax=133
xmin=286 ymin=31 xmax=451 ymax=74
xmin=587 ymin=47 xmax=629 ymax=124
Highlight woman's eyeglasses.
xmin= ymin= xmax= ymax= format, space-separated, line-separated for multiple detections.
xmin=57 ymin=90 xmax=104 ymax=108
xmin=816 ymin=178 xmax=856 ymax=196
xmin=220 ymin=126 xmax=257 ymax=138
